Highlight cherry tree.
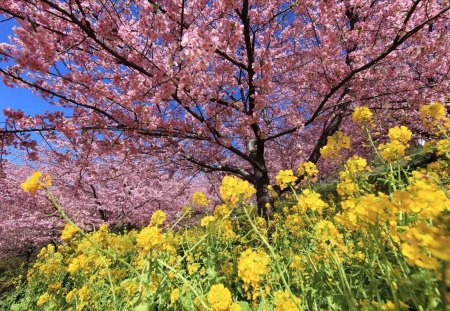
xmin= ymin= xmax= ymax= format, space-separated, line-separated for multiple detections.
xmin=0 ymin=146 xmax=211 ymax=256
xmin=0 ymin=0 xmax=449 ymax=217
xmin=0 ymin=160 xmax=60 ymax=258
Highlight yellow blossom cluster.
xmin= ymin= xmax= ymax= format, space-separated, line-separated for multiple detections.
xmin=378 ymin=126 xmax=412 ymax=162
xmin=275 ymin=169 xmax=297 ymax=190
xmin=192 ymin=191 xmax=209 ymax=206
xmin=60 ymin=224 xmax=79 ymax=241
xmin=401 ymin=222 xmax=450 ymax=270
xmin=207 ymin=284 xmax=233 ymax=311
xmin=394 ymin=170 xmax=450 ymax=218
xmin=20 ymin=171 xmax=52 ymax=195
xmin=220 ymin=176 xmax=256 ymax=205
xmin=298 ymin=161 xmax=318 ymax=181
xmin=273 ymin=290 xmax=301 ymax=311
xmin=170 ymin=288 xmax=180 ymax=304
xmin=294 ymin=189 xmax=328 ymax=215
xmin=420 ymin=101 xmax=450 ymax=131
xmin=337 ymin=156 xmax=370 ymax=198
xmin=237 ymin=248 xmax=271 ymax=298
xmin=320 ymin=131 xmax=351 ymax=159
xmin=352 ymin=106 xmax=373 ymax=126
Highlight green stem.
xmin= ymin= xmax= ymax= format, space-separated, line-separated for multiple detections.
xmin=243 ymin=206 xmax=302 ymax=310
xmin=157 ymin=259 xmax=211 ymax=311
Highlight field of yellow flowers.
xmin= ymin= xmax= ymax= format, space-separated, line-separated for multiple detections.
xmin=3 ymin=102 xmax=450 ymax=310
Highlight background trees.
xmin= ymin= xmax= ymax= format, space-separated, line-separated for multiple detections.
xmin=0 ymin=0 xmax=449 ymax=219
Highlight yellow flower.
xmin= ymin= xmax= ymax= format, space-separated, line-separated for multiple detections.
xmin=170 ymin=288 xmax=180 ymax=304
xmin=214 ymin=204 xmax=230 ymax=217
xmin=192 ymin=191 xmax=209 ymax=206
xmin=298 ymin=161 xmax=318 ymax=179
xmin=187 ymin=262 xmax=200 ymax=275
xmin=150 ymin=210 xmax=166 ymax=226
xmin=77 ymin=285 xmax=90 ymax=302
xmin=436 ymin=138 xmax=450 ymax=155
xmin=289 ymin=255 xmax=303 ymax=270
xmin=336 ymin=177 xmax=358 ymax=198
xmin=220 ymin=176 xmax=256 ymax=205
xmin=47 ymin=282 xmax=61 ymax=290
xmin=207 ymin=284 xmax=232 ymax=311
xmin=200 ymin=215 xmax=217 ymax=227
xmin=387 ymin=126 xmax=412 ymax=144
xmin=238 ymin=248 xmax=271 ymax=295
xmin=220 ymin=219 xmax=236 ymax=240
xmin=400 ymin=222 xmax=450 ymax=269
xmin=420 ymin=101 xmax=448 ymax=129
xmin=60 ymin=224 xmax=79 ymax=241
xmin=314 ymin=220 xmax=343 ymax=246
xmin=273 ymin=290 xmax=301 ymax=311
xmin=393 ymin=172 xmax=450 ymax=218
xmin=37 ymin=292 xmax=50 ymax=306
xmin=378 ymin=140 xmax=407 ymax=162
xmin=352 ymin=106 xmax=373 ymax=125
xmin=66 ymin=289 xmax=76 ymax=302
xmin=136 ymin=225 xmax=163 ymax=254
xmin=285 ymin=214 xmax=305 ymax=236
xmin=276 ymin=169 xmax=297 ymax=190
xmin=320 ymin=131 xmax=351 ymax=159
xmin=295 ymin=189 xmax=328 ymax=215
xmin=344 ymin=156 xmax=370 ymax=175
xmin=20 ymin=171 xmax=51 ymax=195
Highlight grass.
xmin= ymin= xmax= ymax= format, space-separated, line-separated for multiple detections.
xmin=0 ymin=256 xmax=26 ymax=298
xmin=0 ymin=248 xmax=40 ymax=304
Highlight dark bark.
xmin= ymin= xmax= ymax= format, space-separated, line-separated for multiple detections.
xmin=253 ymin=168 xmax=273 ymax=220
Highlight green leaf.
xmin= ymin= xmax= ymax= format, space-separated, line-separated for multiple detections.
xmin=237 ymin=301 xmax=253 ymax=311
xmin=134 ymin=302 xmax=150 ymax=311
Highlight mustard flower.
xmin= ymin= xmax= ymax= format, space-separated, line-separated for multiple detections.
xmin=37 ymin=292 xmax=50 ymax=306
xmin=387 ymin=126 xmax=412 ymax=144
xmin=214 ymin=204 xmax=230 ymax=217
xmin=200 ymin=215 xmax=217 ymax=227
xmin=293 ymin=189 xmax=328 ymax=215
xmin=320 ymin=131 xmax=351 ymax=159
xmin=344 ymin=156 xmax=370 ymax=175
xmin=273 ymin=290 xmax=301 ymax=311
xmin=136 ymin=225 xmax=163 ymax=253
xmin=378 ymin=140 xmax=407 ymax=162
xmin=220 ymin=176 xmax=256 ymax=204
xmin=298 ymin=161 xmax=318 ymax=179
xmin=207 ymin=284 xmax=232 ymax=311
xmin=238 ymin=248 xmax=271 ymax=294
xmin=60 ymin=224 xmax=79 ymax=241
xmin=192 ymin=191 xmax=209 ymax=206
xmin=150 ymin=210 xmax=166 ymax=226
xmin=352 ymin=106 xmax=373 ymax=125
xmin=66 ymin=289 xmax=76 ymax=303
xmin=20 ymin=171 xmax=51 ymax=195
xmin=436 ymin=138 xmax=450 ymax=155
xmin=170 ymin=288 xmax=180 ymax=304
xmin=276 ymin=169 xmax=297 ymax=190
xmin=420 ymin=101 xmax=447 ymax=129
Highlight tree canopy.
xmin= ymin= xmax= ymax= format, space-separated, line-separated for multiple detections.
xmin=1 ymin=0 xmax=449 ymax=219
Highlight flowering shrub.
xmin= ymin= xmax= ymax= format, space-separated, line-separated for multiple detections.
xmin=4 ymin=105 xmax=450 ymax=310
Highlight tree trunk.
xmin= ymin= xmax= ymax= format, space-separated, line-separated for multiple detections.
xmin=254 ymin=169 xmax=273 ymax=220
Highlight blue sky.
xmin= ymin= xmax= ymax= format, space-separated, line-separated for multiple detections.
xmin=0 ymin=19 xmax=58 ymax=123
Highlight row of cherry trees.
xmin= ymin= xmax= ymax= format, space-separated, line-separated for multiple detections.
xmin=0 ymin=145 xmax=211 ymax=257
xmin=0 ymin=0 xmax=449 ymax=253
